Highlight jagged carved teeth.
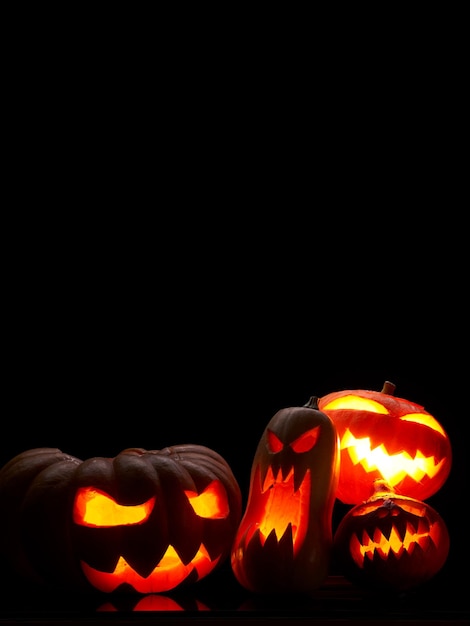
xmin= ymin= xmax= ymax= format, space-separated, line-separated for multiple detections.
xmin=260 ymin=464 xmax=308 ymax=494
xmin=254 ymin=465 xmax=310 ymax=547
xmin=351 ymin=515 xmax=436 ymax=565
xmin=342 ymin=430 xmax=444 ymax=484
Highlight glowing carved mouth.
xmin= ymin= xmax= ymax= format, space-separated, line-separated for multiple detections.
xmin=242 ymin=465 xmax=311 ymax=555
xmin=342 ymin=430 xmax=445 ymax=487
xmin=81 ymin=544 xmax=219 ymax=593
xmin=349 ymin=504 xmax=442 ymax=568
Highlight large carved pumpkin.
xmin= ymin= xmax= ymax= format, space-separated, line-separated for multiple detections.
xmin=333 ymin=480 xmax=450 ymax=591
xmin=0 ymin=446 xmax=242 ymax=594
xmin=231 ymin=396 xmax=340 ymax=593
xmin=318 ymin=381 xmax=452 ymax=504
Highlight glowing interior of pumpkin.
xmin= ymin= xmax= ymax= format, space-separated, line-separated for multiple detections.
xmin=73 ymin=489 xmax=155 ymax=526
xmin=73 ymin=480 xmax=229 ymax=592
xmin=322 ymin=396 xmax=446 ymax=486
xmin=254 ymin=466 xmax=310 ymax=550
xmin=73 ymin=480 xmax=228 ymax=526
xmin=240 ymin=427 xmax=319 ymax=554
xmin=185 ymin=481 xmax=229 ymax=518
xmin=81 ymin=546 xmax=219 ymax=593
xmin=349 ymin=502 xmax=446 ymax=568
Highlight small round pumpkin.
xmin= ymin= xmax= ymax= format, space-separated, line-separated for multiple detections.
xmin=318 ymin=381 xmax=452 ymax=504
xmin=0 ymin=445 xmax=242 ymax=594
xmin=333 ymin=480 xmax=450 ymax=591
xmin=231 ymin=396 xmax=340 ymax=594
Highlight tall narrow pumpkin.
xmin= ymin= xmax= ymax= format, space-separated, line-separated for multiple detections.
xmin=231 ymin=397 xmax=340 ymax=594
xmin=319 ymin=381 xmax=452 ymax=504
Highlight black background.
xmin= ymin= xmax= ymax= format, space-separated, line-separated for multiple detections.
xmin=3 ymin=219 xmax=467 ymax=617
xmin=3 ymin=15 xmax=468 ymax=622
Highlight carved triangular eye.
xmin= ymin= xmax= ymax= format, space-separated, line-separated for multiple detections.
xmin=290 ymin=426 xmax=321 ymax=453
xmin=267 ymin=429 xmax=284 ymax=453
xmin=73 ymin=488 xmax=155 ymax=527
xmin=184 ymin=480 xmax=229 ymax=519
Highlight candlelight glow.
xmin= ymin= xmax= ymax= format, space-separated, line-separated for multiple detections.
xmin=341 ymin=429 xmax=446 ymax=487
xmin=73 ymin=489 xmax=155 ymax=526
xmin=320 ymin=388 xmax=452 ymax=503
xmin=184 ymin=480 xmax=229 ymax=518
xmin=81 ymin=545 xmax=218 ymax=593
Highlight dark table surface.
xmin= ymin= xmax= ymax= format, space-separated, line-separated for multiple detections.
xmin=1 ymin=561 xmax=467 ymax=626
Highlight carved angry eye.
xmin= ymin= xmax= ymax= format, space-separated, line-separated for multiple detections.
xmin=184 ymin=480 xmax=230 ymax=519
xmin=73 ymin=489 xmax=155 ymax=527
xmin=73 ymin=480 xmax=229 ymax=528
xmin=267 ymin=426 xmax=320 ymax=454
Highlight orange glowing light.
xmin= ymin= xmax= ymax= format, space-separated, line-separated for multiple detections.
xmin=239 ymin=466 xmax=310 ymax=554
xmin=348 ymin=511 xmax=448 ymax=569
xmin=341 ymin=429 xmax=445 ymax=487
xmin=74 ymin=481 xmax=231 ymax=593
xmin=259 ymin=467 xmax=308 ymax=546
xmin=231 ymin=397 xmax=339 ymax=594
xmin=73 ymin=488 xmax=155 ymax=526
xmin=323 ymin=395 xmax=447 ymax=437
xmin=333 ymin=479 xmax=450 ymax=591
xmin=323 ymin=396 xmax=389 ymax=414
xmin=320 ymin=387 xmax=452 ymax=503
xmin=185 ymin=480 xmax=229 ymax=518
xmin=81 ymin=545 xmax=219 ymax=594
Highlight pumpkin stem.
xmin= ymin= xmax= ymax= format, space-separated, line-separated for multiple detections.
xmin=304 ymin=396 xmax=320 ymax=410
xmin=381 ymin=380 xmax=396 ymax=395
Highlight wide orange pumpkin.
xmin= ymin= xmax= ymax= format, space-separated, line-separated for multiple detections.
xmin=318 ymin=382 xmax=452 ymax=504
xmin=0 ymin=446 xmax=242 ymax=594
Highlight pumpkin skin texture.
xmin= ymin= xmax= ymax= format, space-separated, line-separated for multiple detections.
xmin=333 ymin=481 xmax=450 ymax=592
xmin=231 ymin=397 xmax=340 ymax=594
xmin=0 ymin=446 xmax=242 ymax=594
xmin=318 ymin=381 xmax=452 ymax=504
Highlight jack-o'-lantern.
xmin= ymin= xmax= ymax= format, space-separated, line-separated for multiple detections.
xmin=318 ymin=381 xmax=452 ymax=504
xmin=0 ymin=446 xmax=242 ymax=594
xmin=231 ymin=396 xmax=340 ymax=593
xmin=333 ymin=480 xmax=450 ymax=591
